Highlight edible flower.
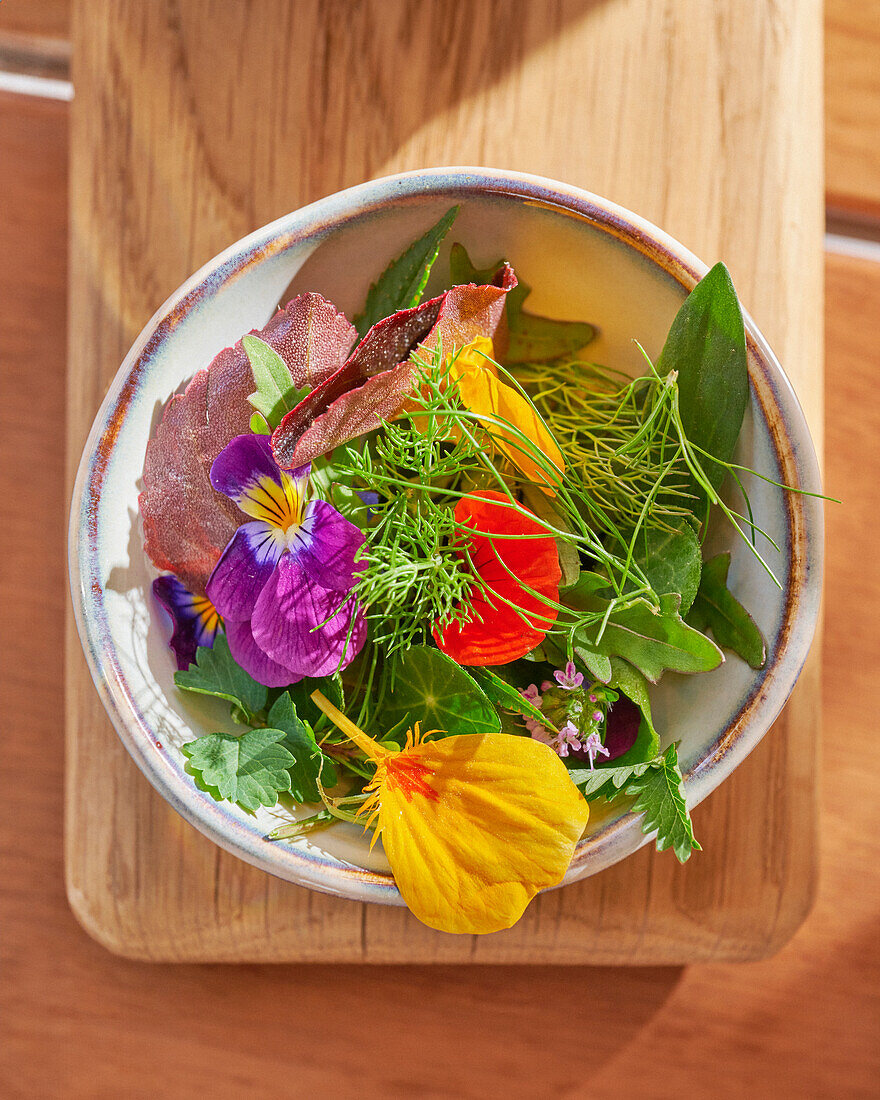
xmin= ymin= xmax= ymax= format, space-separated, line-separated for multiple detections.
xmin=448 ymin=338 xmax=565 ymax=495
xmin=205 ymin=434 xmax=366 ymax=687
xmin=152 ymin=575 xmax=221 ymax=669
xmin=311 ymin=690 xmax=590 ymax=934
xmin=433 ymin=489 xmax=561 ymax=665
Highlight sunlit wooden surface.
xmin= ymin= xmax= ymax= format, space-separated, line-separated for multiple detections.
xmin=2 ymin=81 xmax=877 ymax=1098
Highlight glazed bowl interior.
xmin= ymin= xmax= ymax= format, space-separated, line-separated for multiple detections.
xmin=70 ymin=168 xmax=822 ymax=904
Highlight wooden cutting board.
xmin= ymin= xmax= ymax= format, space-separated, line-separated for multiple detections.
xmin=65 ymin=0 xmax=823 ymax=963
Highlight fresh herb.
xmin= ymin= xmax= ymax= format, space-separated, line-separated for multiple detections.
xmin=174 ymin=635 xmax=268 ymax=723
xmin=266 ymin=692 xmax=336 ymax=801
xmin=244 ymin=334 xmax=309 ymax=430
xmin=381 ymin=646 xmax=501 ymax=737
xmin=354 ymin=206 xmax=459 ymax=337
xmin=688 ymin=552 xmax=767 ymax=669
xmin=182 ymin=727 xmax=295 ymax=813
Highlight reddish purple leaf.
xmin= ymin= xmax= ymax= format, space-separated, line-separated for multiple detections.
xmin=140 ymin=294 xmax=355 ymax=594
xmin=271 ymin=266 xmax=517 ymax=470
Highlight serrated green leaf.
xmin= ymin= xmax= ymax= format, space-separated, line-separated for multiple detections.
xmin=449 ymin=243 xmax=596 ymax=363
xmin=634 ymin=519 xmax=702 ymax=615
xmin=568 ymin=756 xmax=656 ymax=800
xmin=471 ymin=666 xmax=550 ymax=731
xmin=688 ymin=552 xmax=766 ymax=669
xmin=244 ymin=334 xmax=310 ymax=430
xmin=266 ymin=692 xmax=336 ymax=802
xmin=174 ymin=635 xmax=268 ymax=720
xmin=284 ymin=674 xmax=345 ymax=730
xmin=657 ymin=261 xmax=748 ymax=498
xmin=566 ymin=575 xmax=723 ymax=683
xmin=182 ymin=727 xmax=294 ymax=812
xmin=354 ymin=206 xmax=459 ymax=338
xmin=383 ymin=646 xmax=500 ymax=736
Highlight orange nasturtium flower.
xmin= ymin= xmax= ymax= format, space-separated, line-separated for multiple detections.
xmin=448 ymin=337 xmax=565 ymax=495
xmin=311 ymin=690 xmax=589 ymax=935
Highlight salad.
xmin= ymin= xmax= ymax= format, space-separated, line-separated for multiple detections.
xmin=141 ymin=207 xmax=777 ymax=934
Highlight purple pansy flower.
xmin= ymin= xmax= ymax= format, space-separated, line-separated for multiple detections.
xmin=205 ymin=434 xmax=366 ymax=687
xmin=152 ymin=575 xmax=222 ymax=670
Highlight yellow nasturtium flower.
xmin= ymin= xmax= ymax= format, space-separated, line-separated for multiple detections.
xmin=449 ymin=337 xmax=565 ymax=496
xmin=311 ymin=691 xmax=589 ymax=935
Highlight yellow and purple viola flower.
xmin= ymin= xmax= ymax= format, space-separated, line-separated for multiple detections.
xmin=152 ymin=575 xmax=222 ymax=670
xmin=205 ymin=433 xmax=366 ymax=687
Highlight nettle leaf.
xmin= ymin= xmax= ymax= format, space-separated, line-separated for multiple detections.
xmin=266 ymin=692 xmax=336 ymax=802
xmin=688 ymin=552 xmax=766 ymax=669
xmin=570 ymin=743 xmax=699 ymax=863
xmin=174 ymin=635 xmax=268 ymax=720
xmin=383 ymin=646 xmax=501 ymax=736
xmin=449 ymin=243 xmax=596 ymax=363
xmin=567 ymin=575 xmax=723 ymax=683
xmin=182 ymin=728 xmax=295 ymax=813
xmin=634 ymin=519 xmax=702 ymax=615
xmin=244 ymin=334 xmax=310 ymax=430
xmin=354 ymin=206 xmax=459 ymax=337
xmin=471 ymin=666 xmax=550 ymax=731
xmin=657 ymin=261 xmax=748 ymax=498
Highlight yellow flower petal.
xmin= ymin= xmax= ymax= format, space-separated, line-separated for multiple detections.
xmin=450 ymin=338 xmax=565 ymax=495
xmin=378 ymin=733 xmax=589 ymax=934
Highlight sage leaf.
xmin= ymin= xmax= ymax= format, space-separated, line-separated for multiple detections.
xmin=182 ymin=727 xmax=294 ymax=813
xmin=174 ymin=635 xmax=268 ymax=721
xmin=383 ymin=646 xmax=500 ymax=736
xmin=355 ymin=206 xmax=459 ymax=337
xmin=244 ymin=334 xmax=310 ymax=430
xmin=657 ymin=261 xmax=748 ymax=498
xmin=688 ymin=552 xmax=766 ymax=669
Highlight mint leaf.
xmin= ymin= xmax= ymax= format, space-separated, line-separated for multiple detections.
xmin=182 ymin=728 xmax=294 ymax=812
xmin=174 ymin=635 xmax=268 ymax=721
xmin=383 ymin=646 xmax=500 ymax=736
xmin=657 ymin=262 xmax=748 ymax=498
xmin=570 ymin=744 xmax=699 ymax=863
xmin=688 ymin=552 xmax=766 ymax=669
xmin=567 ymin=577 xmax=723 ymax=683
xmin=266 ymin=692 xmax=336 ymax=802
xmin=244 ymin=334 xmax=309 ymax=430
xmin=634 ymin=519 xmax=702 ymax=615
xmin=449 ymin=243 xmax=595 ymax=363
xmin=471 ymin=666 xmax=551 ymax=731
xmin=354 ymin=206 xmax=459 ymax=337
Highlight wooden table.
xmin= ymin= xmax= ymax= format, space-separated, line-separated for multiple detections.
xmin=2 ymin=14 xmax=879 ymax=1100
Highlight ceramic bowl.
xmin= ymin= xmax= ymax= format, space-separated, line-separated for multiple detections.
xmin=69 ymin=167 xmax=823 ymax=906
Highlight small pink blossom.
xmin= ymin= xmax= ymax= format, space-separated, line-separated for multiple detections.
xmin=554 ymin=661 xmax=584 ymax=691
xmin=554 ymin=721 xmax=583 ymax=758
xmin=582 ymin=731 xmax=610 ymax=770
xmin=520 ymin=683 xmax=542 ymax=708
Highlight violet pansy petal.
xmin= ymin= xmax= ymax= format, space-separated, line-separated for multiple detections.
xmin=251 ymin=554 xmax=366 ymax=678
xmin=210 ymin=433 xmax=280 ymax=499
xmin=152 ymin=575 xmax=222 ymax=670
xmin=211 ymin=433 xmax=311 ymax=524
xmin=225 ymin=618 xmax=303 ymax=689
xmin=205 ymin=521 xmax=284 ymax=621
xmin=289 ymin=499 xmax=366 ymax=590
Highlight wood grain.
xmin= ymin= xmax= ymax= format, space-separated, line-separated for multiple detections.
xmin=4 ymin=88 xmax=878 ymax=1099
xmin=826 ymin=0 xmax=880 ymax=218
xmin=65 ymin=0 xmax=824 ymax=963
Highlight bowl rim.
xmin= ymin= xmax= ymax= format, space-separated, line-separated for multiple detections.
xmin=69 ymin=166 xmax=823 ymax=904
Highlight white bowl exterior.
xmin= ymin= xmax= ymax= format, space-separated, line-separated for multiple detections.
xmin=69 ymin=168 xmax=823 ymax=905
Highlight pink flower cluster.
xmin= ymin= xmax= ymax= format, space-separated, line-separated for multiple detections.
xmin=519 ymin=663 xmax=610 ymax=769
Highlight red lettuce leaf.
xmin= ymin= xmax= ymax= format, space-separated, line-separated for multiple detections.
xmin=270 ymin=266 xmax=516 ymax=470
xmin=140 ymin=294 xmax=355 ymax=594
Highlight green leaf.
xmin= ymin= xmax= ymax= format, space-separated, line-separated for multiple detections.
xmin=567 ymin=575 xmax=723 ymax=683
xmin=182 ymin=728 xmax=294 ymax=813
xmin=354 ymin=206 xmax=459 ymax=338
xmin=284 ymin=674 xmax=345 ymax=730
xmin=579 ymin=648 xmax=612 ymax=683
xmin=634 ymin=519 xmax=702 ymax=615
xmin=471 ymin=666 xmax=550 ymax=730
xmin=174 ymin=635 xmax=268 ymax=720
xmin=688 ymin=552 xmax=766 ymax=669
xmin=522 ymin=483 xmax=580 ymax=587
xmin=570 ymin=744 xmax=700 ymax=863
xmin=606 ymin=657 xmax=659 ymax=765
xmin=657 ymin=261 xmax=748 ymax=497
xmin=449 ymin=243 xmax=596 ymax=363
xmin=250 ymin=410 xmax=271 ymax=435
xmin=383 ymin=646 xmax=501 ymax=736
xmin=243 ymin=334 xmax=310 ymax=430
xmin=266 ymin=693 xmax=336 ymax=802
